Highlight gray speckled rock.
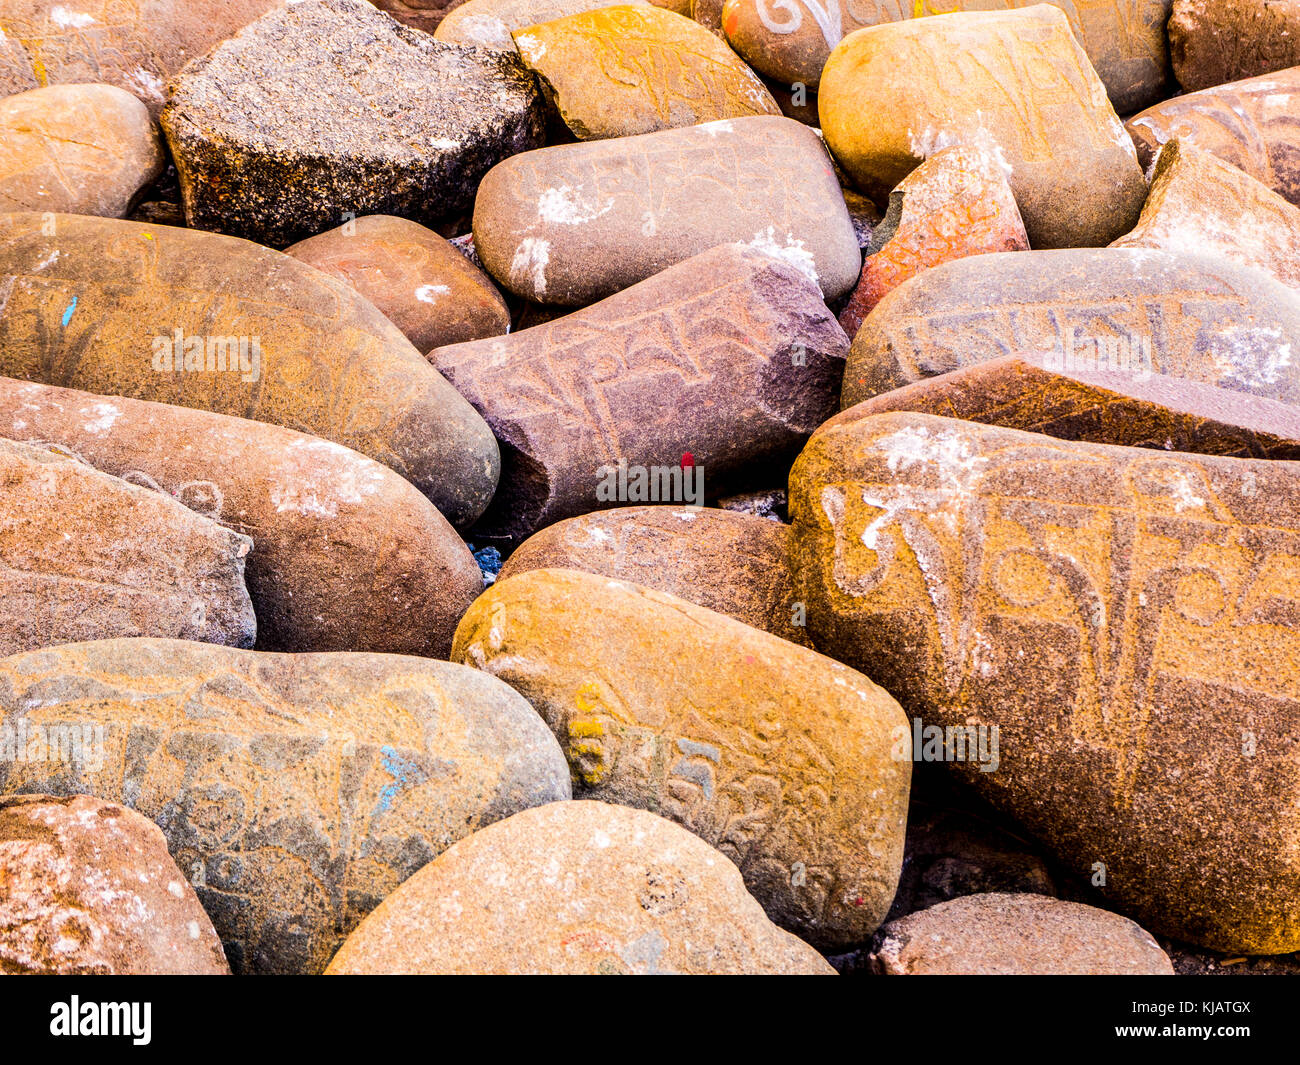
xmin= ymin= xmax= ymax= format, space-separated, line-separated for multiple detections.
xmin=161 ymin=0 xmax=546 ymax=247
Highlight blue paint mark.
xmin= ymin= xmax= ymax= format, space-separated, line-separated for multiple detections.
xmin=61 ymin=296 xmax=77 ymax=327
xmin=373 ymin=744 xmax=425 ymax=816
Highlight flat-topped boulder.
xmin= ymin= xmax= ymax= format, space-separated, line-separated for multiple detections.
xmin=1170 ymin=0 xmax=1300 ymax=92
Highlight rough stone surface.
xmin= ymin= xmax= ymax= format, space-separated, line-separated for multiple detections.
xmin=0 ymin=83 xmax=165 ymax=218
xmin=1169 ymin=0 xmax=1300 ymax=93
xmin=838 ymin=146 xmax=1029 ymax=340
xmin=512 ymin=5 xmax=779 ymax=140
xmin=872 ymin=894 xmax=1175 ymax=975
xmin=326 ymin=801 xmax=836 ymax=974
xmin=284 ymin=215 xmax=510 ymax=354
xmin=498 ymin=505 xmax=812 ymax=645
xmin=374 ymin=0 xmax=464 ymax=33
xmin=819 ymin=7 xmax=1146 ymax=249
xmin=0 ymin=1 xmax=283 ymax=115
xmin=0 ymin=794 xmax=229 ymax=975
xmin=1112 ymin=138 xmax=1300 ymax=295
xmin=452 ymin=568 xmax=910 ymax=951
xmin=842 ymin=248 xmax=1300 ymax=409
xmin=0 ymin=378 xmax=482 ymax=657
xmin=472 ymin=115 xmax=860 ymax=305
xmin=436 ymin=0 xmax=651 ymax=49
xmin=789 ymin=411 xmax=1300 ymax=953
xmin=432 ymin=243 xmax=849 ymax=544
xmin=0 ymin=638 xmax=573 ymax=974
xmin=161 ymin=0 xmax=546 ymax=247
xmin=1127 ymin=67 xmax=1300 ymax=207
xmin=0 ymin=437 xmax=255 ymax=657
xmin=0 ymin=213 xmax=499 ymax=528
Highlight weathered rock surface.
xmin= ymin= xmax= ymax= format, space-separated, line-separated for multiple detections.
xmin=789 ymin=411 xmax=1300 ymax=953
xmin=0 ymin=378 xmax=482 ymax=657
xmin=498 ymin=505 xmax=812 ymax=645
xmin=1169 ymin=0 xmax=1300 ymax=93
xmin=284 ymin=215 xmax=510 ymax=354
xmin=838 ymin=146 xmax=1028 ymax=340
xmin=1112 ymin=139 xmax=1300 ymax=294
xmin=161 ymin=0 xmax=546 ymax=247
xmin=325 ymin=801 xmax=836 ymax=973
xmin=0 ymin=794 xmax=229 ymax=975
xmin=0 ymin=639 xmax=573 ymax=974
xmin=1127 ymin=67 xmax=1300 ymax=207
xmin=512 ymin=5 xmax=779 ymax=140
xmin=435 ymin=0 xmax=651 ymax=49
xmin=472 ymin=116 xmax=860 ymax=305
xmin=374 ymin=0 xmax=463 ymax=33
xmin=819 ymin=7 xmax=1146 ymax=249
xmin=0 ymin=213 xmax=499 ymax=528
xmin=432 ymin=243 xmax=849 ymax=544
xmin=452 ymin=568 xmax=910 ymax=950
xmin=0 ymin=84 xmax=165 ymax=218
xmin=872 ymin=894 xmax=1175 ymax=975
xmin=841 ymin=248 xmax=1300 ymax=409
xmin=0 ymin=437 xmax=255 ymax=656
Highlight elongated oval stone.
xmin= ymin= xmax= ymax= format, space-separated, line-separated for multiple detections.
xmin=0 ymin=378 xmax=482 ymax=657
xmin=1169 ymin=0 xmax=1300 ymax=93
xmin=0 ymin=437 xmax=255 ymax=656
xmin=473 ymin=115 xmax=860 ymax=305
xmin=0 ymin=638 xmax=573 ymax=974
xmin=326 ymin=801 xmax=836 ymax=974
xmin=841 ymin=249 xmax=1300 ymax=409
xmin=0 ymin=212 xmax=499 ymax=528
xmin=435 ymin=0 xmax=652 ymax=49
xmin=819 ymin=7 xmax=1146 ymax=249
xmin=788 ymin=411 xmax=1300 ymax=953
xmin=451 ymin=567 xmax=910 ymax=951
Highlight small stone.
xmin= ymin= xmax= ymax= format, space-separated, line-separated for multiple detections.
xmin=285 ymin=215 xmax=510 ymax=353
xmin=819 ymin=7 xmax=1146 ymax=249
xmin=512 ymin=5 xmax=779 ymax=140
xmin=435 ymin=0 xmax=652 ymax=49
xmin=472 ymin=115 xmax=860 ymax=306
xmin=1169 ymin=0 xmax=1300 ymax=93
xmin=0 ymin=84 xmax=165 ymax=218
xmin=161 ymin=0 xmax=546 ymax=247
xmin=872 ymin=894 xmax=1175 ymax=975
xmin=715 ymin=487 xmax=787 ymax=522
xmin=325 ymin=801 xmax=836 ymax=974
xmin=0 ymin=795 xmax=229 ymax=975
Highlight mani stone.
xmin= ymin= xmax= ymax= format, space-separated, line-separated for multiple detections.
xmin=0 ymin=437 xmax=255 ymax=657
xmin=1112 ymin=139 xmax=1300 ymax=295
xmin=841 ymin=354 xmax=1300 ymax=461
xmin=0 ymin=1 xmax=282 ymax=115
xmin=0 ymin=84 xmax=165 ymax=218
xmin=1169 ymin=0 xmax=1300 ymax=93
xmin=787 ymin=411 xmax=1300 ymax=953
xmin=841 ymin=248 xmax=1300 ymax=409
xmin=325 ymin=801 xmax=836 ymax=974
xmin=472 ymin=115 xmax=861 ymax=306
xmin=818 ymin=7 xmax=1146 ymax=250
xmin=497 ymin=505 xmax=812 ymax=646
xmin=451 ymin=567 xmax=911 ymax=951
xmin=511 ymin=5 xmax=780 ymax=141
xmin=431 ymin=243 xmax=849 ymax=544
xmin=160 ymin=0 xmax=546 ymax=248
xmin=871 ymin=894 xmax=1174 ymax=976
xmin=284 ymin=216 xmax=510 ymax=354
xmin=0 ymin=378 xmax=483 ymax=658
xmin=0 ymin=638 xmax=573 ymax=975
xmin=435 ymin=0 xmax=652 ymax=49
xmin=0 ymin=794 xmax=230 ymax=975
xmin=0 ymin=212 xmax=499 ymax=529
xmin=721 ymin=1 xmax=1173 ymax=114
xmin=837 ymin=146 xmax=1029 ymax=341
xmin=1127 ymin=67 xmax=1300 ymax=207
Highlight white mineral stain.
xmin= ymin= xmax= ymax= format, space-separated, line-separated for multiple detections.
xmin=536 ymin=185 xmax=614 ymax=225
xmin=415 ymin=283 xmax=450 ymax=303
xmin=83 ymin=402 xmax=121 ymax=435
xmin=747 ymin=226 xmax=820 ymax=290
xmin=50 ymin=6 xmax=97 ymax=29
xmin=510 ymin=237 xmax=550 ymax=296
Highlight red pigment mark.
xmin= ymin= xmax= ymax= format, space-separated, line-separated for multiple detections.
xmin=723 ymin=4 xmax=739 ymax=36
xmin=680 ymin=451 xmax=695 ymax=469
xmin=853 ymin=897 xmax=865 ymax=907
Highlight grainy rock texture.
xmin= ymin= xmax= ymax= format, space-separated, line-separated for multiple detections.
xmin=0 ymin=639 xmax=573 ymax=974
xmin=436 ymin=0 xmax=652 ymax=49
xmin=0 ymin=437 xmax=255 ymax=656
xmin=374 ymin=0 xmax=463 ymax=33
xmin=789 ymin=411 xmax=1300 ymax=953
xmin=1169 ymin=0 xmax=1300 ymax=93
xmin=325 ymin=801 xmax=836 ymax=974
xmin=0 ymin=84 xmax=165 ymax=218
xmin=0 ymin=213 xmax=499 ymax=528
xmin=161 ymin=0 xmax=546 ymax=247
xmin=0 ymin=794 xmax=230 ymax=975
xmin=819 ymin=7 xmax=1146 ymax=249
xmin=0 ymin=378 xmax=482 ymax=657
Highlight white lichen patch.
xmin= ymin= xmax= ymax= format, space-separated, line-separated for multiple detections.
xmin=536 ymin=184 xmax=614 ymax=226
xmin=747 ymin=226 xmax=821 ymax=291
